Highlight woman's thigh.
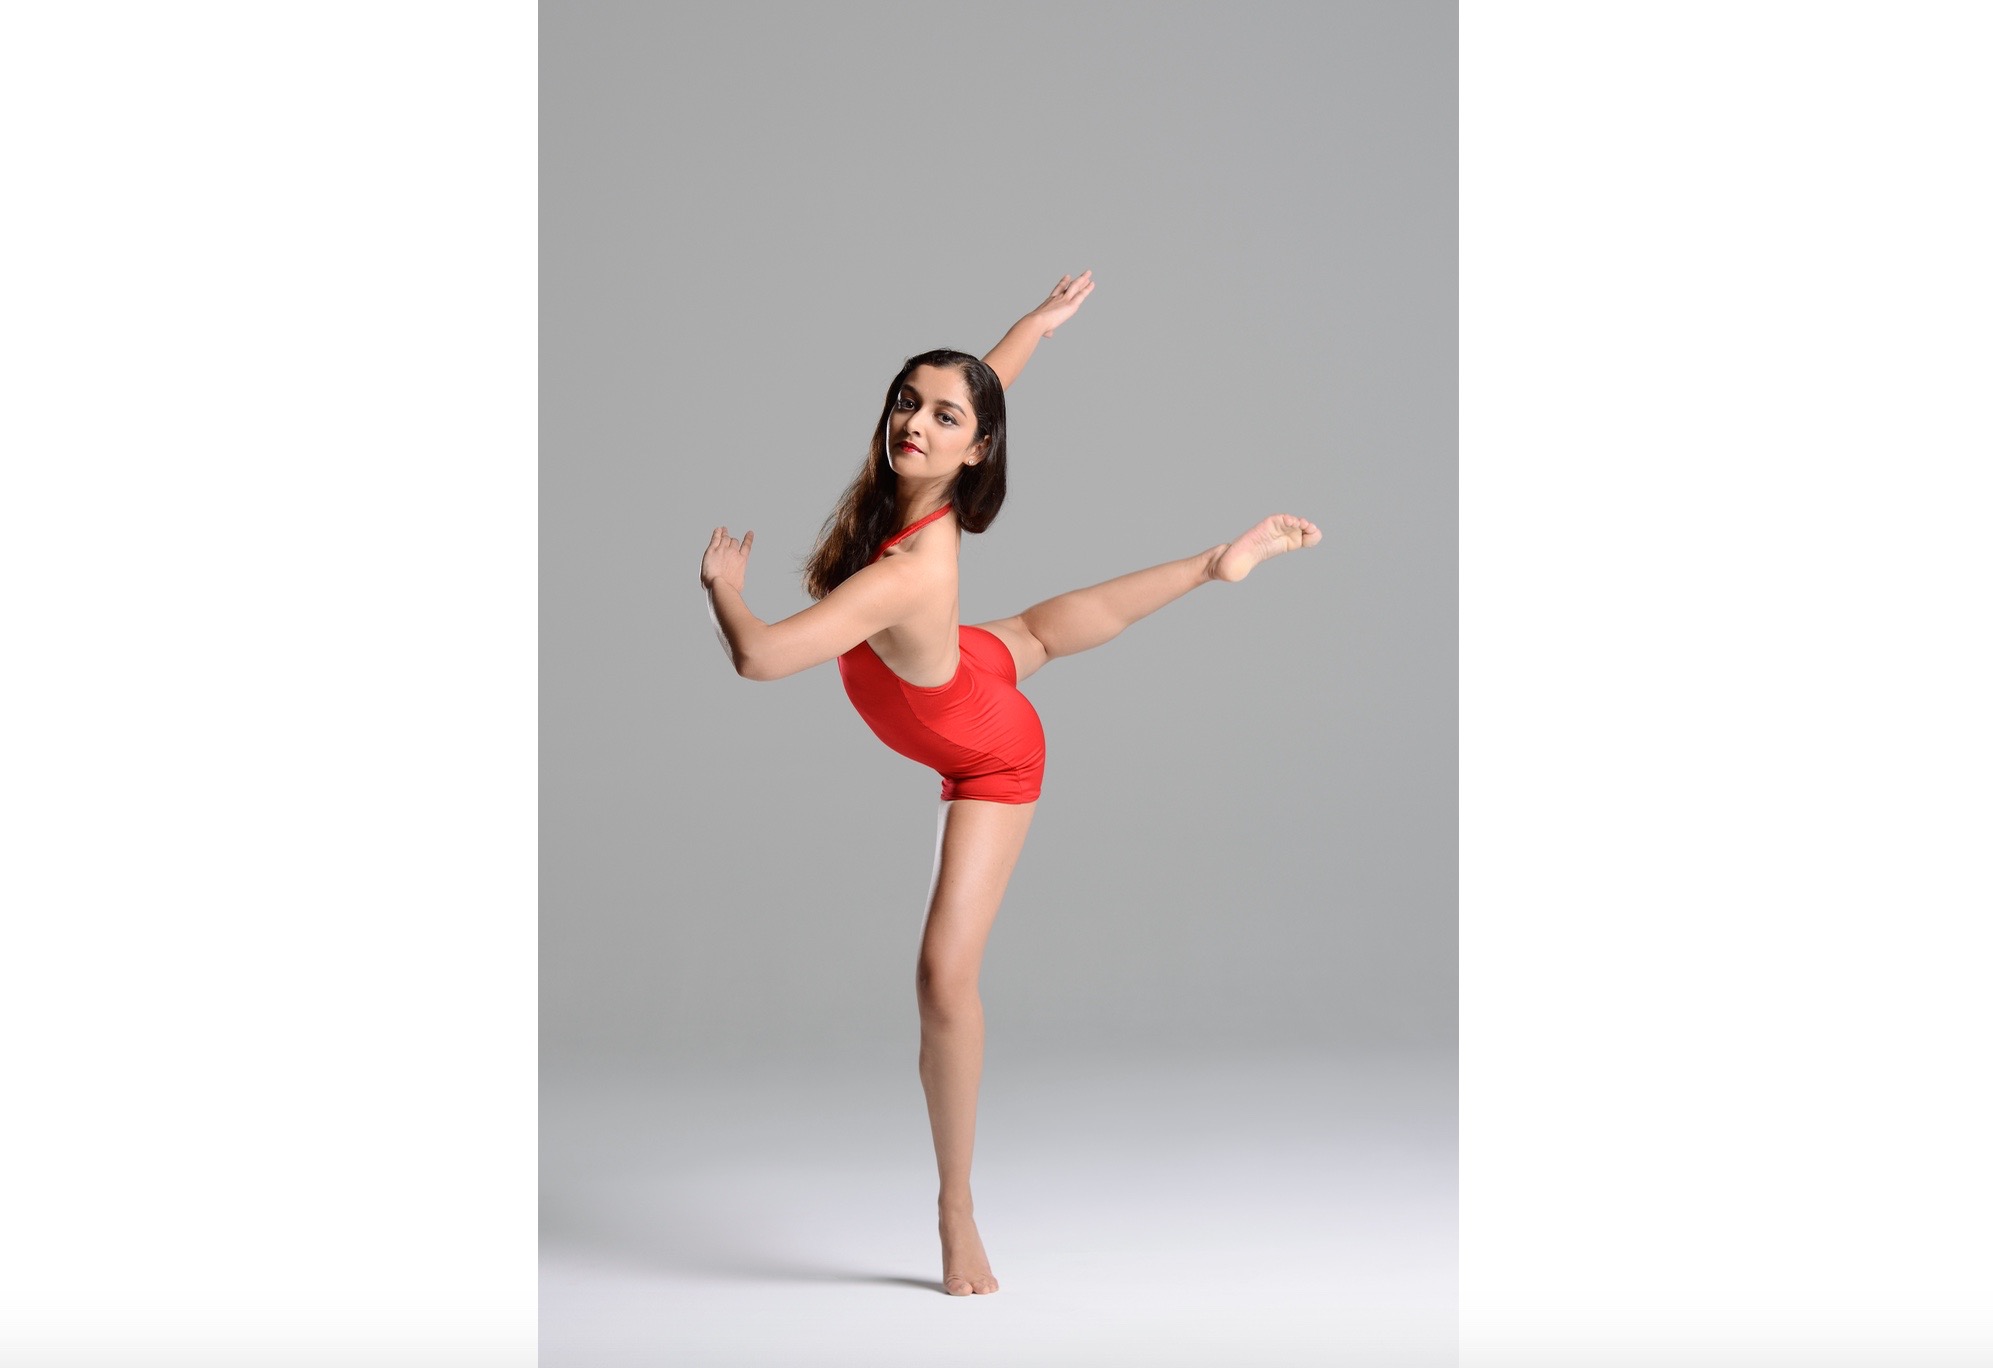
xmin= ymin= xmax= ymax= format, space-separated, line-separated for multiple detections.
xmin=917 ymin=798 xmax=1038 ymax=984
xmin=967 ymin=615 xmax=1050 ymax=684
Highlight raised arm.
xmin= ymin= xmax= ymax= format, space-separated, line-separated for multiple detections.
xmin=981 ymin=270 xmax=1095 ymax=391
xmin=701 ymin=526 xmax=933 ymax=681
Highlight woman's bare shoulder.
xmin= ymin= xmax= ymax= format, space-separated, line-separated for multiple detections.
xmin=879 ymin=525 xmax=961 ymax=572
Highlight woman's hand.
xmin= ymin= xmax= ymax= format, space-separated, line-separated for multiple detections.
xmin=702 ymin=525 xmax=752 ymax=593
xmin=1024 ymin=270 xmax=1095 ymax=337
xmin=984 ymin=270 xmax=1096 ymax=390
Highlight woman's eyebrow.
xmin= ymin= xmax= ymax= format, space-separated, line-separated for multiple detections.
xmin=900 ymin=384 xmax=967 ymax=414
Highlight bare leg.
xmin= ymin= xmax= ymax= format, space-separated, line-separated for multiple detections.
xmin=916 ymin=796 xmax=1037 ymax=1296
xmin=974 ymin=513 xmax=1321 ymax=678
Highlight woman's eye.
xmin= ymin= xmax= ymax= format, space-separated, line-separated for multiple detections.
xmin=939 ymin=412 xmax=956 ymax=425
xmin=895 ymin=396 xmax=913 ymax=409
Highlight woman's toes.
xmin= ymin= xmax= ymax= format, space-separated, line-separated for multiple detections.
xmin=944 ymin=1274 xmax=974 ymax=1296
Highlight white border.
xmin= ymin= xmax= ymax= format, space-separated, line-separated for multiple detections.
xmin=1463 ymin=2 xmax=1993 ymax=1361
xmin=1 ymin=5 xmax=536 ymax=1361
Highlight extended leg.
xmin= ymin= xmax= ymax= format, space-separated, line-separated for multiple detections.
xmin=915 ymin=796 xmax=1037 ymax=1296
xmin=973 ymin=513 xmax=1321 ymax=679
xmin=1021 ymin=549 xmax=1220 ymax=661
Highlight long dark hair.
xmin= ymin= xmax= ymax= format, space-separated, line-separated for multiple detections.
xmin=801 ymin=349 xmax=1008 ymax=600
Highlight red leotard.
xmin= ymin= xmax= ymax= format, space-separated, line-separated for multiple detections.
xmin=836 ymin=504 xmax=1046 ymax=804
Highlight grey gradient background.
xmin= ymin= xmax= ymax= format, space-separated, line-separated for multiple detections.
xmin=543 ymin=2 xmax=1455 ymax=1363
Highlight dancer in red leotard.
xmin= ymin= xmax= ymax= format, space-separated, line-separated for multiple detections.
xmin=700 ymin=272 xmax=1320 ymax=1297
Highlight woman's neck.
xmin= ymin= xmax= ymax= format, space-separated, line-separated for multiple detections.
xmin=896 ymin=495 xmax=953 ymax=529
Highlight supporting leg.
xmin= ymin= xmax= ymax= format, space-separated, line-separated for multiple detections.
xmin=915 ymin=796 xmax=1037 ymax=1295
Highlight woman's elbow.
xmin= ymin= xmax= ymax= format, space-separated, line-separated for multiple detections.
xmin=736 ymin=650 xmax=785 ymax=682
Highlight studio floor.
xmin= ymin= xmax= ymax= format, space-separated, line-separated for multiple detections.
xmin=541 ymin=1046 xmax=1455 ymax=1368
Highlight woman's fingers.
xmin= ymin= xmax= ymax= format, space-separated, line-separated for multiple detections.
xmin=1051 ymin=271 xmax=1093 ymax=309
xmin=1046 ymin=270 xmax=1090 ymax=305
xmin=1036 ymin=270 xmax=1094 ymax=335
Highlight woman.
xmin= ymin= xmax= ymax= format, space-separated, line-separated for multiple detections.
xmin=700 ymin=273 xmax=1320 ymax=1296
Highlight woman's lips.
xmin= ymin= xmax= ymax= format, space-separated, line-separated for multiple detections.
xmin=898 ymin=442 xmax=922 ymax=454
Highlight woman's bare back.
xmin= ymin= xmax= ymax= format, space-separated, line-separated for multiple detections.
xmin=864 ymin=516 xmax=963 ymax=687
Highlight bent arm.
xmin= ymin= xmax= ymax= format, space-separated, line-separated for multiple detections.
xmin=706 ymin=556 xmax=930 ymax=681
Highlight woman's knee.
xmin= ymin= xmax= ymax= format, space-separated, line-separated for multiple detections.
xmin=970 ymin=614 xmax=1050 ymax=682
xmin=914 ymin=957 xmax=979 ymax=1014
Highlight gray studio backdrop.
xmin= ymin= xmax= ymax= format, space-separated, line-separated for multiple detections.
xmin=543 ymin=1 xmax=1455 ymax=1075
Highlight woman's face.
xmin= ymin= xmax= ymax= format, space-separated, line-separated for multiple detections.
xmin=886 ymin=364 xmax=985 ymax=479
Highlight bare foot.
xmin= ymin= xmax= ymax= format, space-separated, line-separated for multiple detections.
xmin=1211 ymin=513 xmax=1322 ymax=583
xmin=939 ymin=1204 xmax=999 ymax=1295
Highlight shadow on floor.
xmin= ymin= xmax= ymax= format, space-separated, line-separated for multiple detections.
xmin=541 ymin=1186 xmax=943 ymax=1295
